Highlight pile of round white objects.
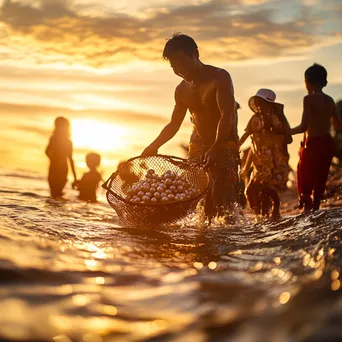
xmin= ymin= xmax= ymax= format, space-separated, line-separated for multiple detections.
xmin=125 ymin=169 xmax=199 ymax=204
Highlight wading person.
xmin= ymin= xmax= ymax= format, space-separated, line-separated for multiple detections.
xmin=290 ymin=64 xmax=342 ymax=213
xmin=142 ymin=33 xmax=240 ymax=224
xmin=45 ymin=116 xmax=78 ymax=198
xmin=76 ymin=152 xmax=102 ymax=202
xmin=239 ymin=89 xmax=292 ymax=220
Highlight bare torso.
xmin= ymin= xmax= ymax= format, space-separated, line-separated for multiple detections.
xmin=177 ymin=65 xmax=238 ymax=144
xmin=306 ymin=92 xmax=335 ymax=140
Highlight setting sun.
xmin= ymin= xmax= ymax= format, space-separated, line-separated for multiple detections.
xmin=72 ymin=119 xmax=130 ymax=152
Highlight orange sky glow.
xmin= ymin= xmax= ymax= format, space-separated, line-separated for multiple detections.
xmin=0 ymin=0 xmax=341 ymax=180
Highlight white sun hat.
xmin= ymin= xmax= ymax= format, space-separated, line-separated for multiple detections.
xmin=248 ymin=88 xmax=277 ymax=113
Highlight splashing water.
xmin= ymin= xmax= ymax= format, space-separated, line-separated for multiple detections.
xmin=0 ymin=171 xmax=341 ymax=342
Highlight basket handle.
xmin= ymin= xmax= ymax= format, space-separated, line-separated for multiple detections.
xmin=102 ymin=170 xmax=120 ymax=190
xmin=101 ymin=154 xmax=206 ymax=191
xmin=102 ymin=174 xmax=112 ymax=190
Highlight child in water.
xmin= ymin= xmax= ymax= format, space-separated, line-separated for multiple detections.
xmin=290 ymin=64 xmax=342 ymax=212
xmin=77 ymin=152 xmax=102 ymax=202
xmin=240 ymin=89 xmax=292 ymax=219
xmin=45 ymin=117 xmax=78 ymax=198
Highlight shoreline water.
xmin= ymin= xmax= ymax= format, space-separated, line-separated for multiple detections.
xmin=0 ymin=170 xmax=341 ymax=342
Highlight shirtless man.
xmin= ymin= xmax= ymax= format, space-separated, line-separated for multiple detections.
xmin=290 ymin=63 xmax=342 ymax=212
xmin=142 ymin=33 xmax=239 ymax=223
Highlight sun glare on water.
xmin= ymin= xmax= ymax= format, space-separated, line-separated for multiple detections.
xmin=72 ymin=119 xmax=130 ymax=152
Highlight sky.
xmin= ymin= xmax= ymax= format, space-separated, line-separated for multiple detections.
xmin=0 ymin=0 xmax=342 ymax=179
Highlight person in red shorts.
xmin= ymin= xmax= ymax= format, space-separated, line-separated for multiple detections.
xmin=290 ymin=64 xmax=342 ymax=213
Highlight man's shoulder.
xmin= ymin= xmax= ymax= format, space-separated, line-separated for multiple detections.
xmin=175 ymin=80 xmax=188 ymax=99
xmin=205 ymin=65 xmax=231 ymax=78
xmin=208 ymin=67 xmax=232 ymax=87
xmin=176 ymin=80 xmax=187 ymax=91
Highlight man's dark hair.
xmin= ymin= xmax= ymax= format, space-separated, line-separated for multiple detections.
xmin=305 ymin=63 xmax=328 ymax=87
xmin=163 ymin=33 xmax=199 ymax=60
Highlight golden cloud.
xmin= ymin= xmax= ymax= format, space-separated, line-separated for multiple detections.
xmin=0 ymin=0 xmax=341 ymax=68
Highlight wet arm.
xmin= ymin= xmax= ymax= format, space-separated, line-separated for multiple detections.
xmin=214 ymin=70 xmax=236 ymax=147
xmin=45 ymin=140 xmax=52 ymax=159
xmin=290 ymin=96 xmax=310 ymax=135
xmin=144 ymin=87 xmax=187 ymax=151
xmin=68 ymin=144 xmax=77 ymax=182
xmin=243 ymin=149 xmax=253 ymax=172
xmin=239 ymin=131 xmax=250 ymax=146
xmin=241 ymin=149 xmax=253 ymax=187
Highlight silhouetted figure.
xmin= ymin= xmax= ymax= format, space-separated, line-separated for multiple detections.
xmin=240 ymin=89 xmax=291 ymax=220
xmin=77 ymin=152 xmax=102 ymax=202
xmin=142 ymin=33 xmax=240 ymax=224
xmin=290 ymin=64 xmax=342 ymax=212
xmin=45 ymin=117 xmax=77 ymax=198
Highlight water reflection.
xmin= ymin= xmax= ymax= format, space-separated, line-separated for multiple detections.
xmin=1 ymin=182 xmax=342 ymax=341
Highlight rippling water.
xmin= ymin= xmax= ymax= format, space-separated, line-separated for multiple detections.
xmin=0 ymin=171 xmax=341 ymax=342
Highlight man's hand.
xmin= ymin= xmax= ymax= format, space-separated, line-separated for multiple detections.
xmin=141 ymin=144 xmax=158 ymax=157
xmin=204 ymin=145 xmax=219 ymax=167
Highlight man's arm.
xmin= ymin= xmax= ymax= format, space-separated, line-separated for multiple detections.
xmin=204 ymin=70 xmax=236 ymax=165
xmin=68 ymin=143 xmax=78 ymax=188
xmin=241 ymin=148 xmax=253 ymax=187
xmin=142 ymin=86 xmax=187 ymax=156
xmin=290 ymin=96 xmax=311 ymax=135
xmin=45 ymin=139 xmax=52 ymax=159
xmin=239 ymin=131 xmax=250 ymax=147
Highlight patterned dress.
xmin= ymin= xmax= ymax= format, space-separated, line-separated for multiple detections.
xmin=245 ymin=105 xmax=291 ymax=191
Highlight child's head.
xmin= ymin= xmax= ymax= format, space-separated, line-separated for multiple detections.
xmin=54 ymin=116 xmax=70 ymax=137
xmin=249 ymin=89 xmax=277 ymax=114
xmin=86 ymin=152 xmax=101 ymax=170
xmin=305 ymin=63 xmax=327 ymax=92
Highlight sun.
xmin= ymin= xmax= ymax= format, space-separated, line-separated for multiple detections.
xmin=72 ymin=119 xmax=130 ymax=152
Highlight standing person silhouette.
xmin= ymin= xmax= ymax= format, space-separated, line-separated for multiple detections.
xmin=77 ymin=152 xmax=103 ymax=202
xmin=45 ymin=117 xmax=78 ymax=198
xmin=142 ymin=33 xmax=240 ymax=224
xmin=290 ymin=64 xmax=342 ymax=212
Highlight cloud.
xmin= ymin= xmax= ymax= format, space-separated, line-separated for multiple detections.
xmin=12 ymin=124 xmax=50 ymax=137
xmin=1 ymin=0 xmax=341 ymax=68
xmin=0 ymin=102 xmax=171 ymax=125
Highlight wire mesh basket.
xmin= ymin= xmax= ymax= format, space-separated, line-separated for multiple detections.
xmin=102 ymin=155 xmax=211 ymax=227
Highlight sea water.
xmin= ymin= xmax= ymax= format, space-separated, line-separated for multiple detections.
xmin=0 ymin=170 xmax=341 ymax=342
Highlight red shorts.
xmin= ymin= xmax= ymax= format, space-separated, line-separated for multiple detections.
xmin=297 ymin=135 xmax=334 ymax=199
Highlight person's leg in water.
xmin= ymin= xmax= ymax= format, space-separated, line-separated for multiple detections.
xmin=204 ymin=144 xmax=240 ymax=224
xmin=48 ymin=167 xmax=67 ymax=198
xmin=297 ymin=141 xmax=314 ymax=213
xmin=261 ymin=192 xmax=272 ymax=217
xmin=312 ymin=136 xmax=335 ymax=211
xmin=188 ymin=141 xmax=210 ymax=223
xmin=246 ymin=179 xmax=262 ymax=216
xmin=188 ymin=140 xmax=240 ymax=224
xmin=261 ymin=187 xmax=280 ymax=220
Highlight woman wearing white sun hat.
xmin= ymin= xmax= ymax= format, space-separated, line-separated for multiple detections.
xmin=239 ymin=89 xmax=292 ymax=219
